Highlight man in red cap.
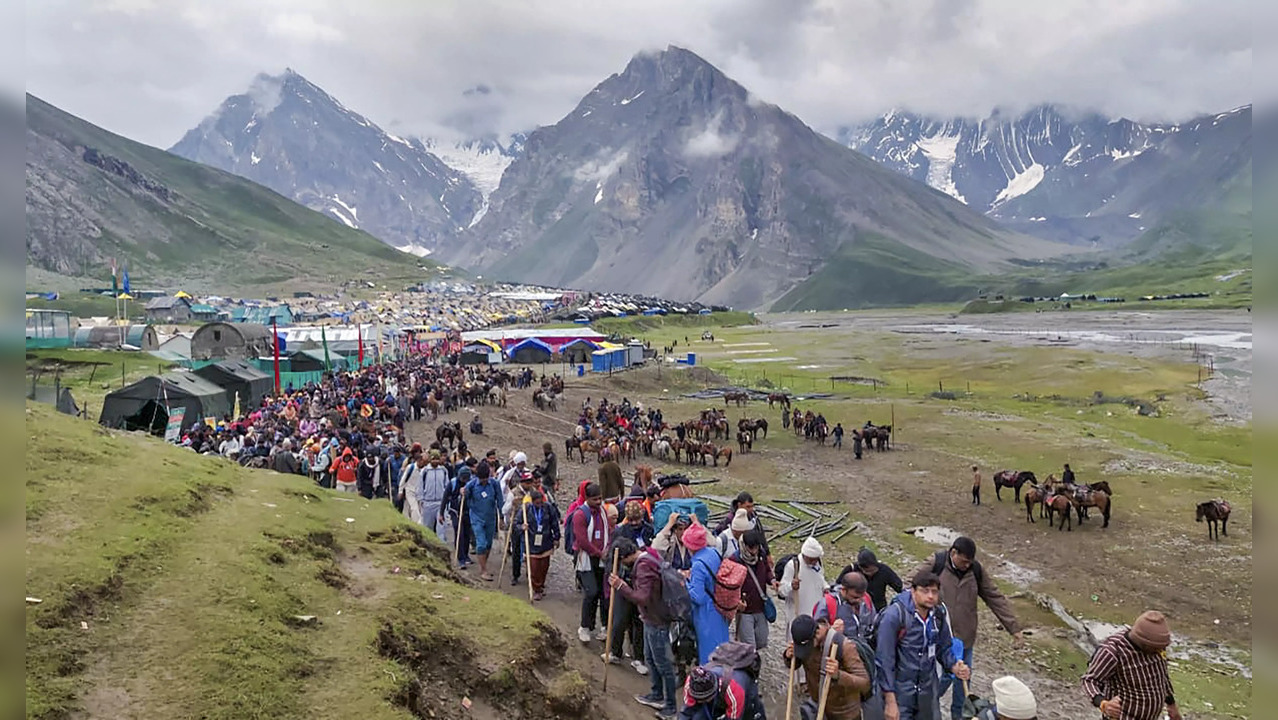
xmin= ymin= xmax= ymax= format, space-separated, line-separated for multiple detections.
xmin=1081 ymin=610 xmax=1181 ymax=720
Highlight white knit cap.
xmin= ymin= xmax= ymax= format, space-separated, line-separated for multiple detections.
xmin=801 ymin=536 xmax=824 ymax=559
xmin=991 ymin=676 xmax=1036 ymax=720
xmin=731 ymin=509 xmax=755 ymax=533
xmin=513 ymin=451 xmax=527 ymax=464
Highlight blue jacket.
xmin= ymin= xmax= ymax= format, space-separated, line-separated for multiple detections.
xmin=875 ymin=591 xmax=958 ymax=696
xmin=688 ymin=547 xmax=730 ymax=665
xmin=463 ymin=478 xmax=503 ymax=529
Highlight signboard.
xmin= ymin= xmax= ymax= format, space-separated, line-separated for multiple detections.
xmin=164 ymin=407 xmax=186 ymax=443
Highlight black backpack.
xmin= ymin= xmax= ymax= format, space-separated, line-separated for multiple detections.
xmin=773 ymin=553 xmax=799 ymax=583
xmin=930 ymin=550 xmax=984 ymax=586
xmin=658 ymin=558 xmax=693 ymax=622
xmin=561 ymin=506 xmax=585 ymax=557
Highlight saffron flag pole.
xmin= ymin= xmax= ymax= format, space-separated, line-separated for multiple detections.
xmin=272 ymin=319 xmax=281 ymax=394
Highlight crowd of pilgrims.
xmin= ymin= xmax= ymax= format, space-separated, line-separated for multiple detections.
xmin=172 ymin=356 xmax=1190 ymax=720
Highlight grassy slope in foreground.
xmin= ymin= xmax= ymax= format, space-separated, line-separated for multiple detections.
xmin=26 ymin=95 xmax=430 ymax=294
xmin=25 ymin=403 xmax=584 ymax=720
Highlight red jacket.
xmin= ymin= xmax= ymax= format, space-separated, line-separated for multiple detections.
xmin=571 ymin=503 xmax=611 ymax=559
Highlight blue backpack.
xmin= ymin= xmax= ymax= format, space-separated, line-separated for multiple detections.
xmin=652 ymin=498 xmax=709 ymax=529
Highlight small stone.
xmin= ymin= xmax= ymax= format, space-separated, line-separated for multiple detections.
xmin=461 ymin=697 xmax=473 ymax=710
xmin=25 ymin=597 xmax=41 ymax=605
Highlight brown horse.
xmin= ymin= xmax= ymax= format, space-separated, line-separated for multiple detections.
xmin=435 ymin=421 xmax=463 ymax=450
xmin=1074 ymin=489 xmax=1112 ymax=528
xmin=1046 ymin=493 xmax=1073 ymax=531
xmin=1196 ymin=500 xmax=1231 ymax=540
xmin=737 ymin=430 xmax=753 ymax=454
xmin=716 ymin=446 xmax=733 ymax=467
xmin=863 ymin=425 xmax=892 ymax=450
xmin=724 ymin=391 xmax=749 ymax=407
xmin=993 ymin=470 xmax=1036 ymax=503
xmin=768 ymin=393 xmax=792 ymax=410
xmin=1023 ymin=483 xmax=1048 ymax=523
xmin=564 ymin=436 xmax=579 ymax=461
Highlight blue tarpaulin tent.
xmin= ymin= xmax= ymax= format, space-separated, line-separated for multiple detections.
xmin=591 ymin=347 xmax=627 ymax=373
xmin=507 ymin=337 xmax=554 ymax=364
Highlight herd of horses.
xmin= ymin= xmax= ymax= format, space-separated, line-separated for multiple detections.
xmin=994 ymin=471 xmax=1233 ymax=540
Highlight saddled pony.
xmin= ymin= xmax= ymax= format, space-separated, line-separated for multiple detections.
xmin=1023 ymin=482 xmax=1049 ymax=523
xmin=1045 ymin=491 xmax=1074 ymax=531
xmin=768 ymin=393 xmax=792 ymax=410
xmin=993 ymin=470 xmax=1036 ymax=503
xmin=1074 ymin=489 xmax=1112 ymax=528
xmin=863 ymin=425 xmax=892 ymax=451
xmin=737 ymin=430 xmax=753 ymax=454
xmin=435 ymin=421 xmax=463 ymax=450
xmin=1196 ymin=499 xmax=1231 ymax=540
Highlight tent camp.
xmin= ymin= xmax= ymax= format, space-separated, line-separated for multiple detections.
xmin=73 ymin=324 xmax=159 ymax=350
xmin=99 ymin=373 xmax=231 ymax=434
xmin=191 ymin=322 xmax=276 ymax=361
xmin=194 ymin=360 xmax=273 ymax=410
xmin=559 ymin=338 xmax=600 ymax=364
xmin=288 ymin=349 xmax=345 ymax=373
xmin=507 ymin=337 xmax=554 ymax=365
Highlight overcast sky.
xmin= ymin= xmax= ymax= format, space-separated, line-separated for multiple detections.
xmin=27 ymin=0 xmax=1257 ymax=148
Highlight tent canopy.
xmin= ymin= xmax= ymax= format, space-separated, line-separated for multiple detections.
xmin=100 ymin=372 xmax=231 ymax=433
xmin=507 ymin=337 xmax=554 ymax=364
xmin=194 ymin=360 xmax=273 ymax=410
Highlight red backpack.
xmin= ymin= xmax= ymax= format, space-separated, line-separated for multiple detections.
xmin=713 ymin=557 xmax=748 ymax=621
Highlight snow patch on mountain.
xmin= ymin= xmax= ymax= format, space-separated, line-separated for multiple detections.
xmin=431 ymin=143 xmax=515 ymax=199
xmin=331 ymin=195 xmax=358 ymax=223
xmin=328 ymin=207 xmax=356 ymax=228
xmin=993 ymin=162 xmax=1044 ymax=206
xmin=916 ymin=132 xmax=963 ymax=202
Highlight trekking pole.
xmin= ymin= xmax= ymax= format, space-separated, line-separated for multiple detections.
xmin=814 ymin=642 xmax=840 ymax=720
xmin=497 ymin=504 xmax=515 ymax=585
xmin=455 ymin=491 xmax=468 ymax=565
xmin=601 ymin=547 xmax=621 ymax=692
xmin=523 ymin=503 xmax=535 ymax=603
xmin=784 ymin=651 xmax=797 ymax=720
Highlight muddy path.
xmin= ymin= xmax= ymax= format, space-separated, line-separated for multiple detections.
xmin=404 ymin=367 xmax=1244 ymax=719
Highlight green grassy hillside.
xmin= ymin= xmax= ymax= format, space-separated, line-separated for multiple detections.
xmin=25 ymin=95 xmax=430 ymax=294
xmin=24 ymin=404 xmax=583 ymax=720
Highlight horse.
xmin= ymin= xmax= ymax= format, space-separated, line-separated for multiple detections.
xmin=424 ymin=396 xmax=440 ymax=420
xmin=1046 ymin=493 xmax=1073 ymax=531
xmin=723 ymin=391 xmax=748 ymax=407
xmin=737 ymin=430 xmax=753 ymax=454
xmin=862 ymin=425 xmax=892 ymax=451
xmin=814 ymin=421 xmax=830 ymax=446
xmin=753 ymin=418 xmax=768 ymax=440
xmin=564 ymin=436 xmax=579 ymax=461
xmin=656 ymin=438 xmax=673 ymax=461
xmin=993 ymin=470 xmax=1036 ymax=503
xmin=716 ymin=446 xmax=733 ymax=467
xmin=435 ymin=421 xmax=463 ymax=451
xmin=767 ymin=393 xmax=792 ymax=411
xmin=1023 ymin=483 xmax=1048 ymax=523
xmin=1074 ymin=489 xmax=1112 ymax=528
xmin=488 ymin=385 xmax=507 ymax=408
xmin=1196 ymin=500 xmax=1231 ymax=540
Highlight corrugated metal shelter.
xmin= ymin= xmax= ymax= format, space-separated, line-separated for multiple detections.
xmin=99 ymin=373 xmax=231 ymax=434
xmin=229 ymin=305 xmax=294 ymax=325
xmin=191 ymin=322 xmax=276 ymax=361
xmin=144 ymin=296 xmax=193 ymax=323
xmin=194 ymin=360 xmax=273 ymax=410
xmin=507 ymin=337 xmax=553 ymax=364
xmin=72 ymin=324 xmax=158 ymax=350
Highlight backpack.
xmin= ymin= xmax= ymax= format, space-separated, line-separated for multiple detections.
xmin=931 ymin=550 xmax=984 ymax=585
xmin=773 ymin=553 xmax=799 ymax=584
xmin=652 ymin=498 xmax=709 ymax=529
xmin=712 ymin=557 xmax=747 ymax=620
xmin=819 ymin=629 xmax=879 ymax=702
xmin=708 ymin=640 xmax=762 ymax=680
xmin=658 ymin=559 xmax=693 ymax=622
xmin=561 ymin=506 xmax=585 ymax=557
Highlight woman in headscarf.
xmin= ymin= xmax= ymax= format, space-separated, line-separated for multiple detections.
xmin=683 ymin=521 xmax=730 ymax=664
xmin=564 ymin=479 xmax=592 ymax=526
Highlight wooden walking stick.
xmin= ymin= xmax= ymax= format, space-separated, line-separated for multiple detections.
xmin=783 ymin=650 xmax=798 ymax=720
xmin=497 ymin=504 xmax=515 ymax=586
xmin=814 ymin=641 xmax=840 ymax=720
xmin=454 ymin=490 xmax=468 ymax=565
xmin=601 ymin=546 xmax=621 ymax=692
xmin=522 ymin=502 xmax=535 ymax=602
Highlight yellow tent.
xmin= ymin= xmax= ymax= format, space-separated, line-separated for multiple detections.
xmin=174 ymin=290 xmax=192 ymax=298
xmin=117 ymin=293 xmax=133 ymax=300
xmin=597 ymin=341 xmax=625 ymax=351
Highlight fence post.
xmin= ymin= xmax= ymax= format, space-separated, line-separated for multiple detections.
xmin=121 ymin=361 xmax=126 ymax=388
